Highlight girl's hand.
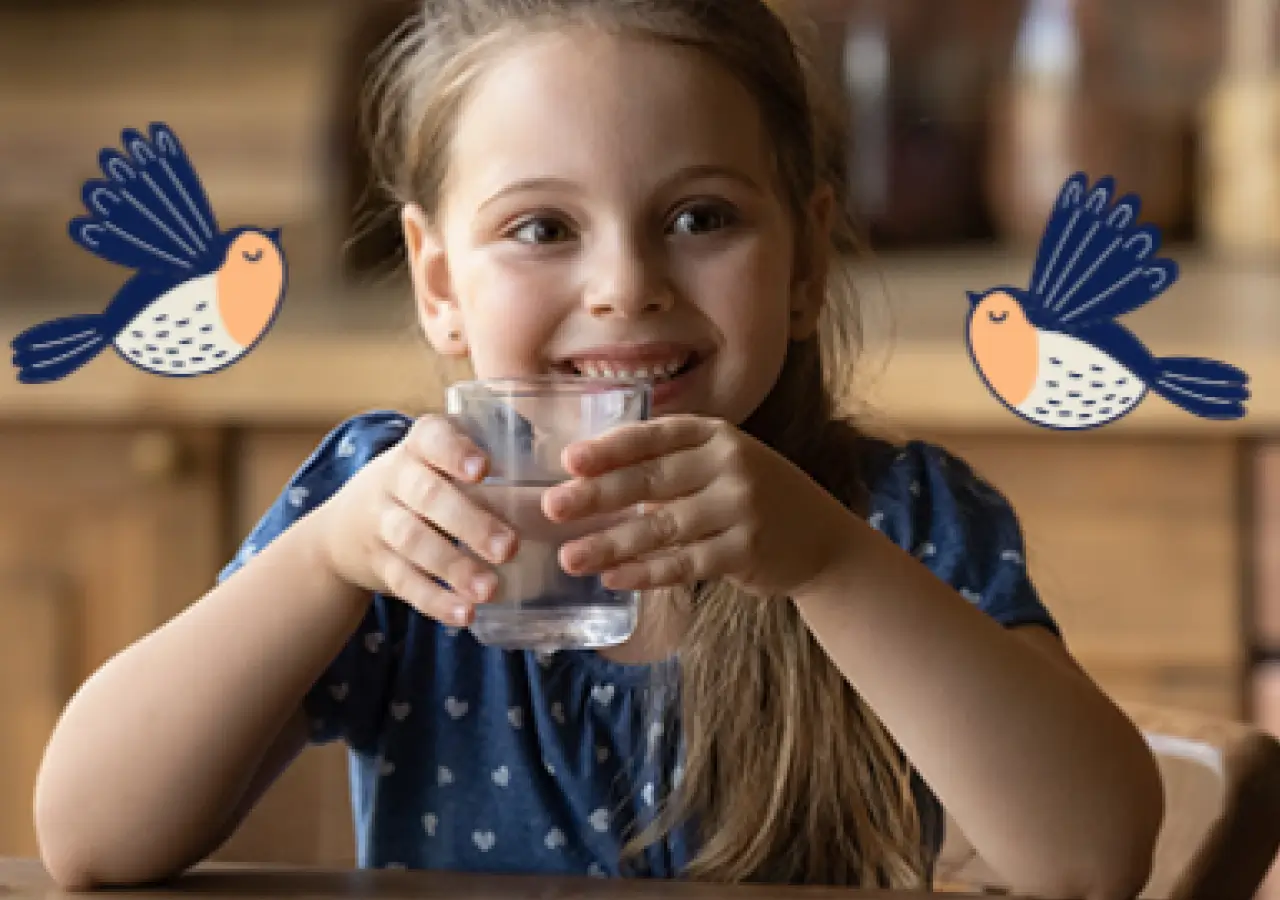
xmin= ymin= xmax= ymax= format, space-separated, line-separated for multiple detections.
xmin=313 ymin=415 xmax=518 ymax=626
xmin=541 ymin=415 xmax=854 ymax=598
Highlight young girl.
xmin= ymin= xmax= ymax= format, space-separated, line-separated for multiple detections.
xmin=34 ymin=0 xmax=1164 ymax=896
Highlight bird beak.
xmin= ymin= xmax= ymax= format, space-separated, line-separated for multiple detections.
xmin=966 ymin=291 xmax=982 ymax=307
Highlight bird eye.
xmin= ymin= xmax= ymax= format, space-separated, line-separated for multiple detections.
xmin=988 ymin=310 xmax=1009 ymax=324
xmin=243 ymin=248 xmax=264 ymax=263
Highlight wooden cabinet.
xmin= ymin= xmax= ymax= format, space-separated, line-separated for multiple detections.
xmin=932 ymin=432 xmax=1244 ymax=718
xmin=0 ymin=424 xmax=224 ymax=856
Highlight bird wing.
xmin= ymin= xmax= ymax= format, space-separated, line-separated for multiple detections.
xmin=1025 ymin=172 xmax=1179 ymax=330
xmin=67 ymin=122 xmax=221 ymax=276
xmin=1063 ymin=319 xmax=1158 ymax=383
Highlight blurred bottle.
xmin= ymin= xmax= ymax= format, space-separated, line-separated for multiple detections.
xmin=986 ymin=0 xmax=1191 ymax=245
xmin=1199 ymin=0 xmax=1280 ymax=258
xmin=822 ymin=0 xmax=1024 ymax=247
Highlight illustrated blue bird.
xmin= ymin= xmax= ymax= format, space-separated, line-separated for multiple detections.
xmin=965 ymin=172 xmax=1250 ymax=429
xmin=11 ymin=122 xmax=288 ymax=384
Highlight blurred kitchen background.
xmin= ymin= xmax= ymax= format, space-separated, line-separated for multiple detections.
xmin=1 ymin=0 xmax=1279 ymax=891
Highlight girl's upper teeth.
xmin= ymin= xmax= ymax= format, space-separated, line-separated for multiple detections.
xmin=574 ymin=357 xmax=687 ymax=379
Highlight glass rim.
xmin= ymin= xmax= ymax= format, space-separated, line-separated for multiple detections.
xmin=446 ymin=374 xmax=653 ymax=398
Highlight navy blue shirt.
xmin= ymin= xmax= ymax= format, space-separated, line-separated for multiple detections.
xmin=216 ymin=411 xmax=1059 ymax=882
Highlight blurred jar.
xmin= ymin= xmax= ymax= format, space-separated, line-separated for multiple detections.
xmin=807 ymin=0 xmax=1026 ymax=247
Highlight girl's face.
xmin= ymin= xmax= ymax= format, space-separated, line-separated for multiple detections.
xmin=404 ymin=28 xmax=831 ymax=422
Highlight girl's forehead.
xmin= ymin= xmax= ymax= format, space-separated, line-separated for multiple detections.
xmin=444 ymin=28 xmax=776 ymax=206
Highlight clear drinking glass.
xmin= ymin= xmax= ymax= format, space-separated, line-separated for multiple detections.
xmin=445 ymin=376 xmax=652 ymax=651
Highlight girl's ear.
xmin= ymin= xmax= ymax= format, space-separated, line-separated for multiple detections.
xmin=789 ymin=182 xmax=835 ymax=341
xmin=402 ymin=203 xmax=468 ymax=357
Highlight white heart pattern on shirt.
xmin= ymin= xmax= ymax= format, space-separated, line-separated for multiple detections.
xmin=287 ymin=486 xmax=310 ymax=508
xmin=364 ymin=632 xmax=385 ymax=653
xmin=492 ymin=766 xmax=510 ymax=787
xmin=328 ymin=682 xmax=349 ymax=702
xmin=595 ymin=745 xmax=609 ymax=763
xmin=641 ymin=782 xmax=655 ymax=806
xmin=378 ymin=758 xmax=395 ymax=776
xmin=445 ymin=697 xmax=469 ymax=719
xmin=544 ymin=760 xmax=556 ymax=775
xmin=422 ymin=813 xmax=437 ymax=837
xmin=337 ymin=434 xmax=357 ymax=458
xmin=544 ymin=828 xmax=566 ymax=850
xmin=648 ymin=721 xmax=664 ymax=748
xmin=587 ymin=863 xmax=606 ymax=878
xmin=590 ymin=684 xmax=615 ymax=707
xmin=588 ymin=808 xmax=609 ymax=832
xmin=472 ymin=831 xmax=496 ymax=852
xmin=959 ymin=588 xmax=983 ymax=604
xmin=551 ymin=702 xmax=566 ymax=724
xmin=507 ymin=707 xmax=523 ymax=728
xmin=438 ymin=766 xmax=454 ymax=786
xmin=390 ymin=702 xmax=411 ymax=721
xmin=443 ymin=626 xmax=460 ymax=638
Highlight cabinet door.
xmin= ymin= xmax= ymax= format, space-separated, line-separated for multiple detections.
xmin=0 ymin=424 xmax=224 ymax=856
xmin=924 ymin=432 xmax=1243 ymax=718
xmin=211 ymin=426 xmax=356 ymax=867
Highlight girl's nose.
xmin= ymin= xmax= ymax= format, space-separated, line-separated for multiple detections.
xmin=583 ymin=244 xmax=674 ymax=318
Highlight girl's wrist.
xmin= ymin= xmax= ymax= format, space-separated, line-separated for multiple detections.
xmin=292 ymin=509 xmax=373 ymax=617
xmin=788 ymin=507 xmax=876 ymax=608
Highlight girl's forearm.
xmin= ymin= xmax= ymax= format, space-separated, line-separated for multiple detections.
xmin=33 ymin=512 xmax=370 ymax=889
xmin=791 ymin=518 xmax=1163 ymax=900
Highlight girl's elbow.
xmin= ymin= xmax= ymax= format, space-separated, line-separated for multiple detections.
xmin=1084 ymin=766 xmax=1165 ymax=900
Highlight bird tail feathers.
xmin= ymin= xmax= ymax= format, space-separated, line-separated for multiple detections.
xmin=11 ymin=313 xmax=110 ymax=384
xmin=1150 ymin=356 xmax=1250 ymax=420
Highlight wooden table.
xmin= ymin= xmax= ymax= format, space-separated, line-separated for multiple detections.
xmin=0 ymin=858 xmax=1003 ymax=900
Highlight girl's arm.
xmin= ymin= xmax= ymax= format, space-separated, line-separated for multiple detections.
xmin=33 ymin=512 xmax=369 ymax=890
xmin=791 ymin=519 xmax=1164 ymax=900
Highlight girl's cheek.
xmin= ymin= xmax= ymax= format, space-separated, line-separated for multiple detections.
xmin=462 ymin=268 xmax=569 ymax=368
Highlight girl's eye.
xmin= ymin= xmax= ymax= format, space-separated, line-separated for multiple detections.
xmin=509 ymin=216 xmax=572 ymax=245
xmin=669 ymin=203 xmax=736 ymax=236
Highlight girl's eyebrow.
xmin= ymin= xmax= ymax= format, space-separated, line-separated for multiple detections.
xmin=477 ymin=164 xmax=763 ymax=213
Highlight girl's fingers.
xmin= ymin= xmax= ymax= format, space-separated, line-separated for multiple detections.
xmin=562 ymin=415 xmax=713 ymax=477
xmin=543 ymin=443 xmax=713 ymax=521
xmin=389 ymin=458 xmax=516 ymax=566
xmin=558 ymin=494 xmax=732 ymax=575
xmin=597 ymin=532 xmax=747 ymax=591
xmin=405 ymin=414 xmax=489 ymax=483
xmin=369 ymin=540 xmax=476 ymax=627
xmin=376 ymin=499 xmax=498 ymax=605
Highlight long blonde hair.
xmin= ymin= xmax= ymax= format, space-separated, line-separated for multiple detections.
xmin=362 ymin=0 xmax=927 ymax=888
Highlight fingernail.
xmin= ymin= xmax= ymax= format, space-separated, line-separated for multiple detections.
xmin=561 ymin=543 xmax=586 ymax=572
xmin=463 ymin=456 xmax=485 ymax=480
xmin=452 ymin=604 xmax=471 ymax=625
xmin=489 ymin=533 xmax=513 ymax=562
xmin=471 ymin=573 xmax=497 ymax=601
xmin=546 ymin=490 xmax=573 ymax=518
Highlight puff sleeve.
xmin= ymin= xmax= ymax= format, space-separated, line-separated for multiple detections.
xmin=864 ymin=440 xmax=1060 ymax=636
